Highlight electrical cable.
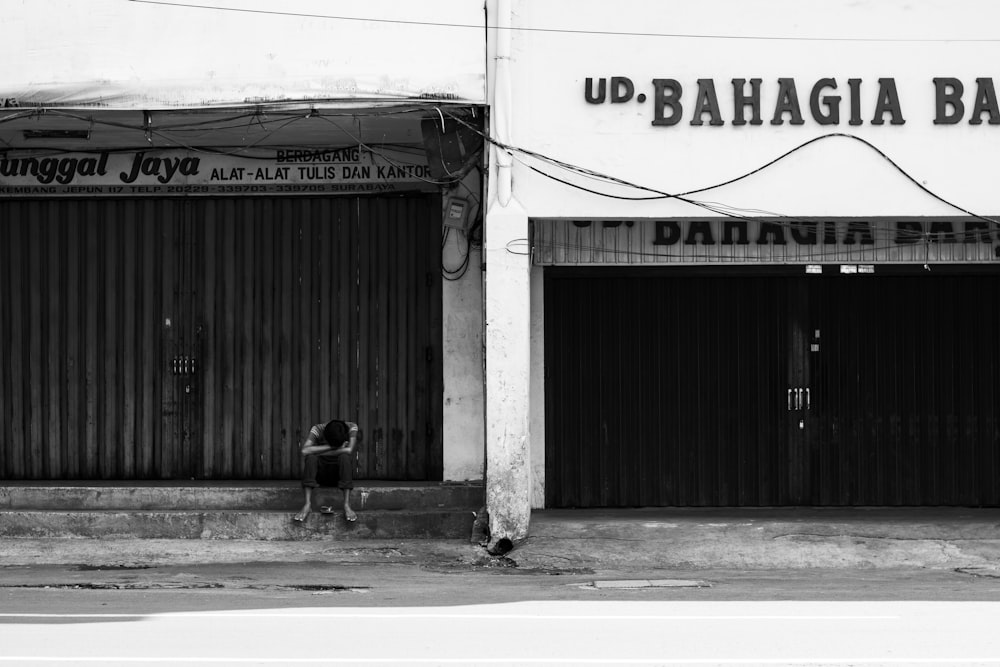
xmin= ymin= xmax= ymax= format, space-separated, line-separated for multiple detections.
xmin=0 ymin=105 xmax=473 ymax=144
xmin=443 ymin=255 xmax=471 ymax=280
xmin=516 ymin=152 xmax=840 ymax=232
xmin=442 ymin=229 xmax=473 ymax=280
xmin=0 ymin=109 xmax=313 ymax=157
xmin=315 ymin=114 xmax=471 ymax=187
xmin=521 ymin=158 xmax=993 ymax=249
xmin=514 ymin=146 xmax=995 ymax=259
xmin=678 ymin=133 xmax=1000 ymax=228
xmin=520 ymin=148 xmax=1000 ymax=236
xmin=504 ymin=239 xmax=532 ymax=256
xmin=0 ymin=107 xmax=483 ymax=190
xmin=126 ymin=1 xmax=1000 ymax=43
xmin=442 ymin=109 xmax=1000 ymax=230
xmin=5 ymin=103 xmax=992 ymax=256
xmin=11 ymin=97 xmax=990 ymax=254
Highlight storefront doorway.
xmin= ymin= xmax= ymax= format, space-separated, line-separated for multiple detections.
xmin=0 ymin=194 xmax=443 ymax=481
xmin=544 ymin=268 xmax=1000 ymax=507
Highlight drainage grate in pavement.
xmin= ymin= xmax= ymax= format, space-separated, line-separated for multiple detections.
xmin=3 ymin=582 xmax=371 ymax=591
xmin=590 ymin=579 xmax=711 ymax=589
xmin=258 ymin=584 xmax=370 ymax=592
xmin=5 ymin=582 xmax=225 ymax=590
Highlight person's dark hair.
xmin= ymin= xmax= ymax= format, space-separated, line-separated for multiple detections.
xmin=323 ymin=419 xmax=350 ymax=445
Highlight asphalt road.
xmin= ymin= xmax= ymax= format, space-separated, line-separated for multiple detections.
xmin=1 ymin=597 xmax=1000 ymax=665
xmin=2 ymin=564 xmax=1000 ymax=665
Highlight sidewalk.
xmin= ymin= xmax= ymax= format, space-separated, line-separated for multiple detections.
xmin=2 ymin=507 xmax=999 ymax=575
xmin=515 ymin=507 xmax=1000 ymax=572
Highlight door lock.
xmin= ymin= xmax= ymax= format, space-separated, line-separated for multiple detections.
xmin=171 ymin=356 xmax=197 ymax=375
xmin=787 ymin=387 xmax=811 ymax=411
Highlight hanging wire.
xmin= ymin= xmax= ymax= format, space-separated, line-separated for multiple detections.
xmin=127 ymin=1 xmax=1000 ymax=43
xmin=442 ymin=109 xmax=1000 ymax=231
xmin=315 ymin=114 xmax=472 ymax=187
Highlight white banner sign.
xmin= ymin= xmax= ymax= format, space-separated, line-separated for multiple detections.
xmin=0 ymin=148 xmax=435 ymax=197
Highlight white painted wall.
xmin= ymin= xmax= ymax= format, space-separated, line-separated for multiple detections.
xmin=441 ymin=253 xmax=485 ymax=482
xmin=508 ymin=0 xmax=1000 ymax=220
xmin=0 ymin=0 xmax=485 ymax=107
xmin=442 ymin=173 xmax=486 ymax=482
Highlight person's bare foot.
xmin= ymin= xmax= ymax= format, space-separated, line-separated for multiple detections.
xmin=344 ymin=506 xmax=357 ymax=522
xmin=293 ymin=504 xmax=310 ymax=523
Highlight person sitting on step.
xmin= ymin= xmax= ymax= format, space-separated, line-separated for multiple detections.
xmin=293 ymin=419 xmax=359 ymax=523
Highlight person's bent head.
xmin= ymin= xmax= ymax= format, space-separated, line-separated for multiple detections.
xmin=323 ymin=419 xmax=350 ymax=446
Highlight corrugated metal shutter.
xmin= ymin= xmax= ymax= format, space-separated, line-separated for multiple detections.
xmin=545 ymin=268 xmax=1000 ymax=507
xmin=545 ymin=271 xmax=790 ymax=507
xmin=805 ymin=274 xmax=1000 ymax=505
xmin=0 ymin=195 xmax=442 ymax=481
xmin=0 ymin=199 xmax=178 ymax=479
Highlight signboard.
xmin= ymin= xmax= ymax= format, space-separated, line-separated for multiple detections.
xmin=583 ymin=76 xmax=999 ymax=128
xmin=0 ymin=147 xmax=435 ymax=197
xmin=533 ymin=217 xmax=1000 ymax=265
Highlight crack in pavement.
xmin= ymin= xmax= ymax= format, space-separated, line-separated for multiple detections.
xmin=955 ymin=567 xmax=1000 ymax=579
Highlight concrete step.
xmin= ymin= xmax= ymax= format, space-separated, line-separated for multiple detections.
xmin=0 ymin=508 xmax=476 ymax=540
xmin=0 ymin=481 xmax=484 ymax=511
xmin=0 ymin=481 xmax=484 ymax=540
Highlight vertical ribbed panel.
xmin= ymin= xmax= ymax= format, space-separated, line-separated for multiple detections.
xmin=1 ymin=198 xmax=175 ymax=479
xmin=185 ymin=195 xmax=442 ymax=481
xmin=807 ymin=274 xmax=1000 ymax=506
xmin=0 ymin=195 xmax=442 ymax=481
xmin=545 ymin=269 xmax=1000 ymax=507
xmin=545 ymin=272 xmax=789 ymax=507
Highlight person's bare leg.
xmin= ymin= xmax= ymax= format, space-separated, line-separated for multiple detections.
xmin=343 ymin=488 xmax=356 ymax=521
xmin=294 ymin=486 xmax=313 ymax=522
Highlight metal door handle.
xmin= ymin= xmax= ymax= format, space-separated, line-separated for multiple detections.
xmin=788 ymin=388 xmax=793 ymax=411
xmin=805 ymin=387 xmax=810 ymax=410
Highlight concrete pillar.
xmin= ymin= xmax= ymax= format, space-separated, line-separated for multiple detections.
xmin=484 ymin=198 xmax=531 ymax=545
xmin=484 ymin=0 xmax=531 ymax=546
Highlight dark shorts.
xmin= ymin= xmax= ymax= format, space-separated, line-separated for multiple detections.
xmin=302 ymin=451 xmax=354 ymax=490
